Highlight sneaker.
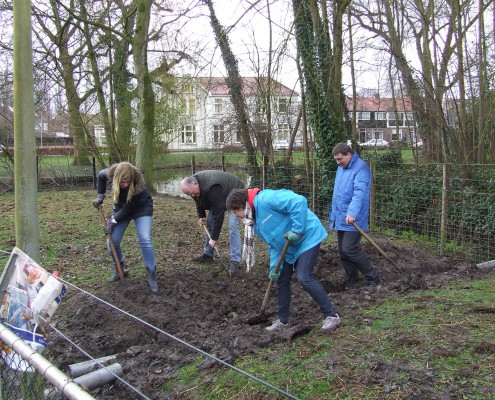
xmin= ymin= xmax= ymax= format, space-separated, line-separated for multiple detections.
xmin=191 ymin=254 xmax=213 ymax=263
xmin=265 ymin=319 xmax=290 ymax=332
xmin=320 ymin=314 xmax=341 ymax=333
xmin=229 ymin=261 xmax=240 ymax=276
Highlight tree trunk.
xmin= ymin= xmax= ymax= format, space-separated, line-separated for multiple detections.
xmin=132 ymin=0 xmax=155 ymax=188
xmin=203 ymin=0 xmax=257 ymax=166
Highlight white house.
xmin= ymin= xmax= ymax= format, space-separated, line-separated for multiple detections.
xmin=159 ymin=76 xmax=301 ymax=151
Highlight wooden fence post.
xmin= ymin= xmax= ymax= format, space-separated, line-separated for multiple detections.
xmin=191 ymin=155 xmax=196 ymax=174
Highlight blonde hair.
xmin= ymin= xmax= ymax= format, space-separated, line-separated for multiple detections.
xmin=112 ymin=162 xmax=135 ymax=203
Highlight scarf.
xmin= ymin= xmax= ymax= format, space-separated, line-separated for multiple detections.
xmin=242 ymin=188 xmax=260 ymax=272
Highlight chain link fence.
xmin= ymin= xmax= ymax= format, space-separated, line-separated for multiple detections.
xmin=1 ymin=151 xmax=494 ymax=264
xmin=0 ymin=322 xmax=96 ymax=400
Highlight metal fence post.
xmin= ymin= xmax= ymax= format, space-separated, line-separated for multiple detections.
xmin=369 ymin=159 xmax=376 ymax=229
xmin=440 ymin=163 xmax=449 ymax=255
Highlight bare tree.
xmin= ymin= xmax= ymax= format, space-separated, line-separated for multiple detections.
xmin=292 ymin=0 xmax=350 ymax=175
xmin=201 ymin=0 xmax=257 ymax=166
xmin=352 ymin=0 xmax=494 ymax=167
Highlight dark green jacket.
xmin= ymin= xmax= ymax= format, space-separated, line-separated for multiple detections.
xmin=193 ymin=170 xmax=245 ymax=240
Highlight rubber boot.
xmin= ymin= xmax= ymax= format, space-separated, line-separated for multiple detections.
xmin=146 ymin=268 xmax=158 ymax=294
xmin=108 ymin=264 xmax=128 ymax=283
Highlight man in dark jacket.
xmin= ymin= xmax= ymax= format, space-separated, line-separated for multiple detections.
xmin=180 ymin=170 xmax=246 ymax=276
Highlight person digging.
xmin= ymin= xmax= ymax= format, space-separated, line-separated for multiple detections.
xmin=92 ymin=162 xmax=159 ymax=294
xmin=226 ymin=187 xmax=341 ymax=333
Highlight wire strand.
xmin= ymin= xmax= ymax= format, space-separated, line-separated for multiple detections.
xmin=49 ymin=276 xmax=301 ymax=399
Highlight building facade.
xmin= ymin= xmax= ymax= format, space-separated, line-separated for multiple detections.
xmin=158 ymin=77 xmax=301 ymax=151
xmin=346 ymin=96 xmax=419 ymax=145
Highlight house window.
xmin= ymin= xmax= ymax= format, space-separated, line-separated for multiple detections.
xmin=258 ymin=98 xmax=267 ymax=115
xmin=372 ymin=128 xmax=383 ymax=139
xmin=182 ymin=83 xmax=194 ymax=93
xmin=404 ymin=112 xmax=414 ymax=126
xmin=214 ymin=99 xmax=223 ymax=114
xmin=278 ymin=98 xmax=288 ymax=114
xmin=357 ymin=112 xmax=370 ymax=120
xmin=388 ymin=112 xmax=404 ymax=127
xmin=213 ymin=125 xmax=225 ymax=143
xmin=180 ymin=97 xmax=196 ymax=116
xmin=359 ymin=128 xmax=366 ymax=143
xmin=391 ymin=129 xmax=402 ymax=141
xmin=181 ymin=125 xmax=196 ymax=144
xmin=235 ymin=131 xmax=242 ymax=143
xmin=375 ymin=112 xmax=386 ymax=120
xmin=277 ymin=124 xmax=289 ymax=140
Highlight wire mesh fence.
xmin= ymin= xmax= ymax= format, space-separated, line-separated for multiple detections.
xmin=0 ymin=322 xmax=96 ymax=400
xmin=1 ymin=150 xmax=494 ymax=264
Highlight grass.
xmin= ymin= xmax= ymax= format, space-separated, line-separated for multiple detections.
xmin=173 ymin=278 xmax=495 ymax=399
xmin=1 ymin=190 xmax=494 ymax=399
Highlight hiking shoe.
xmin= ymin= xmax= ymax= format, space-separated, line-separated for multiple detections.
xmin=108 ymin=269 xmax=129 ymax=283
xmin=265 ymin=319 xmax=290 ymax=332
xmin=320 ymin=314 xmax=341 ymax=333
xmin=229 ymin=261 xmax=240 ymax=276
xmin=191 ymin=254 xmax=213 ymax=263
xmin=367 ymin=279 xmax=382 ymax=288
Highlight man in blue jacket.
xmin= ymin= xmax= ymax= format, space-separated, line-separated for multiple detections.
xmin=329 ymin=143 xmax=381 ymax=289
xmin=226 ymin=188 xmax=341 ymax=334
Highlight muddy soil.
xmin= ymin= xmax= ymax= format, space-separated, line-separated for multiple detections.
xmin=43 ymin=196 xmax=492 ymax=400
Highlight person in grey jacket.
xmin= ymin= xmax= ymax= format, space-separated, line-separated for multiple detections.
xmin=180 ymin=170 xmax=245 ymax=276
xmin=329 ymin=143 xmax=381 ymax=289
xmin=92 ymin=162 xmax=158 ymax=294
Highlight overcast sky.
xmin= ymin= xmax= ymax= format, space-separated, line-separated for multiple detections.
xmin=164 ymin=0 xmax=412 ymax=96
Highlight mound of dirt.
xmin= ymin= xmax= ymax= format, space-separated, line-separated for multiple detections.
xmin=43 ymin=232 xmax=490 ymax=399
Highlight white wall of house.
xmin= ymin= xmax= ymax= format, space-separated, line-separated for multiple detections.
xmin=160 ymin=77 xmax=301 ymax=151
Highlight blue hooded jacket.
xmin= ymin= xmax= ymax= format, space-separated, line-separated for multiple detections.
xmin=329 ymin=152 xmax=371 ymax=231
xmin=253 ymin=189 xmax=327 ymax=270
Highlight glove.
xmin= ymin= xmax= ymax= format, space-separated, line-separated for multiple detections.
xmin=269 ymin=269 xmax=280 ymax=282
xmin=105 ymin=218 xmax=117 ymax=234
xmin=92 ymin=194 xmax=105 ymax=208
xmin=284 ymin=230 xmax=302 ymax=242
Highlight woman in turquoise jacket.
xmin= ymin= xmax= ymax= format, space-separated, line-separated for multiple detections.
xmin=226 ymin=188 xmax=341 ymax=334
xmin=329 ymin=143 xmax=381 ymax=289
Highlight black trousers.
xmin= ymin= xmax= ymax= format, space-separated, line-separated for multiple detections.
xmin=337 ymin=230 xmax=381 ymax=286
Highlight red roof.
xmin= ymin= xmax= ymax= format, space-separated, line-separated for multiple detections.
xmin=196 ymin=77 xmax=297 ymax=97
xmin=345 ymin=96 xmax=414 ymax=112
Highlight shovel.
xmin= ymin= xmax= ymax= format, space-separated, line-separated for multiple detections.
xmin=202 ymin=224 xmax=230 ymax=275
xmin=247 ymin=240 xmax=290 ymax=325
xmin=352 ymin=222 xmax=406 ymax=275
xmin=98 ymin=205 xmax=126 ymax=283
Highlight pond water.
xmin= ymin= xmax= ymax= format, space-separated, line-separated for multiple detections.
xmin=153 ymin=173 xmax=251 ymax=198
xmin=154 ymin=178 xmax=190 ymax=199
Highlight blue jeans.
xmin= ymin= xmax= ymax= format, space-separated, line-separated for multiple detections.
xmin=337 ymin=230 xmax=380 ymax=286
xmin=108 ymin=215 xmax=156 ymax=272
xmin=276 ymin=244 xmax=336 ymax=323
xmin=203 ymin=211 xmax=241 ymax=262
